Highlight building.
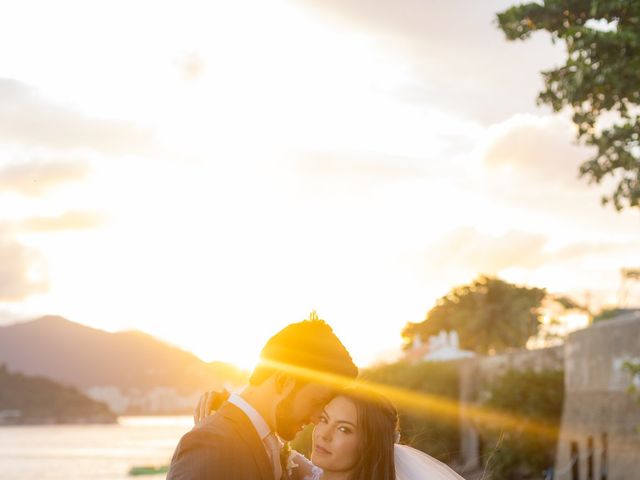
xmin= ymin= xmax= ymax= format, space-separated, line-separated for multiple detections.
xmin=405 ymin=330 xmax=476 ymax=364
xmin=457 ymin=311 xmax=640 ymax=479
xmin=553 ymin=310 xmax=640 ymax=480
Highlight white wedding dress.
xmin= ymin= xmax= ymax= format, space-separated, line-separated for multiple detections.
xmin=292 ymin=444 xmax=464 ymax=480
xmin=394 ymin=444 xmax=464 ymax=480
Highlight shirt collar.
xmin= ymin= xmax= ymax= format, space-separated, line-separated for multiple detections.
xmin=227 ymin=392 xmax=272 ymax=441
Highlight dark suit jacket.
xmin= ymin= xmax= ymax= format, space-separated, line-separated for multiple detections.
xmin=167 ymin=402 xmax=277 ymax=480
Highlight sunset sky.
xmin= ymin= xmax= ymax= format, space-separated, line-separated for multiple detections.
xmin=1 ymin=0 xmax=639 ymax=369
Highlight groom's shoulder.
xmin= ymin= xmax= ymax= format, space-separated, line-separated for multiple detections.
xmin=179 ymin=402 xmax=250 ymax=449
xmin=183 ymin=408 xmax=240 ymax=447
xmin=167 ymin=408 xmax=247 ymax=479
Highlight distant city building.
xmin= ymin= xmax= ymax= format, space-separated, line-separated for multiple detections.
xmin=84 ymin=386 xmax=208 ymax=415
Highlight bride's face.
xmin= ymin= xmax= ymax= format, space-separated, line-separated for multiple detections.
xmin=311 ymin=396 xmax=360 ymax=473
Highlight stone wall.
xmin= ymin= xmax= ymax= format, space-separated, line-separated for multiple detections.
xmin=554 ymin=311 xmax=640 ymax=480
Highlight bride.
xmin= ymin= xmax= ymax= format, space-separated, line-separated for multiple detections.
xmin=290 ymin=388 xmax=464 ymax=480
xmin=196 ymin=388 xmax=464 ymax=480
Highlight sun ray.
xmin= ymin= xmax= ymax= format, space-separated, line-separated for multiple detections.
xmin=260 ymin=358 xmax=560 ymax=441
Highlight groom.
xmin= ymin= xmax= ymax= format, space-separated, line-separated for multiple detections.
xmin=167 ymin=315 xmax=358 ymax=479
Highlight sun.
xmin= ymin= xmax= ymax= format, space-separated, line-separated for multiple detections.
xmin=185 ymin=334 xmax=262 ymax=372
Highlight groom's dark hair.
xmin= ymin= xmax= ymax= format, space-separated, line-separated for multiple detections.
xmin=249 ymin=315 xmax=358 ymax=386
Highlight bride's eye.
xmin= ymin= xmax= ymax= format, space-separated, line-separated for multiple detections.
xmin=319 ymin=415 xmax=328 ymax=424
xmin=338 ymin=426 xmax=352 ymax=434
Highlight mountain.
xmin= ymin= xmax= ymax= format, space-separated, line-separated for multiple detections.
xmin=0 ymin=364 xmax=116 ymax=425
xmin=0 ymin=316 xmax=247 ymax=413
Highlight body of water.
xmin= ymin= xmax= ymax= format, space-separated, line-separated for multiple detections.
xmin=0 ymin=416 xmax=192 ymax=480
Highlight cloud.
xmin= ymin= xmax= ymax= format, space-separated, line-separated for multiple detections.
xmin=299 ymin=0 xmax=566 ymax=123
xmin=0 ymin=236 xmax=48 ymax=301
xmin=175 ymin=51 xmax=206 ymax=81
xmin=549 ymin=241 xmax=640 ymax=264
xmin=475 ymin=113 xmax=640 ymax=235
xmin=0 ymin=78 xmax=154 ymax=154
xmin=422 ymin=227 xmax=640 ymax=279
xmin=0 ymin=211 xmax=105 ymax=234
xmin=17 ymin=211 xmax=105 ymax=232
xmin=296 ymin=150 xmax=429 ymax=181
xmin=483 ymin=114 xmax=588 ymax=187
xmin=425 ymin=227 xmax=548 ymax=274
xmin=0 ymin=159 xmax=89 ymax=196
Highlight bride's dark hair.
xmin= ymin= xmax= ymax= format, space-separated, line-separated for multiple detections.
xmin=344 ymin=388 xmax=398 ymax=480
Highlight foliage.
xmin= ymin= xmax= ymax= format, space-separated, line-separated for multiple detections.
xmin=291 ymin=423 xmax=315 ymax=458
xmin=402 ymin=276 xmax=546 ymax=355
xmin=551 ymin=295 xmax=588 ymax=314
xmin=623 ymin=360 xmax=640 ymax=403
xmin=476 ymin=369 xmax=564 ymax=480
xmin=527 ymin=295 xmax=589 ymax=348
xmin=0 ymin=364 xmax=116 ymax=424
xmin=497 ymin=1 xmax=640 ymax=210
xmin=593 ymin=307 xmax=627 ymax=322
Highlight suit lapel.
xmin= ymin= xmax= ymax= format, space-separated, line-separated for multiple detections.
xmin=219 ymin=402 xmax=275 ymax=480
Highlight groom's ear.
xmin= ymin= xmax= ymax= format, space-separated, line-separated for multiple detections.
xmin=273 ymin=371 xmax=296 ymax=396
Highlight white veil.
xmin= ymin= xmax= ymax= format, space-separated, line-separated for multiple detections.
xmin=394 ymin=444 xmax=465 ymax=480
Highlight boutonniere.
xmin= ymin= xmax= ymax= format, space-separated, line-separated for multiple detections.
xmin=280 ymin=441 xmax=297 ymax=477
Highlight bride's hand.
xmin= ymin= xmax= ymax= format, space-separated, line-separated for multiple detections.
xmin=288 ymin=450 xmax=322 ymax=480
xmin=193 ymin=389 xmax=230 ymax=425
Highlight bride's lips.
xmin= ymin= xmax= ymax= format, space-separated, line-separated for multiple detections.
xmin=314 ymin=445 xmax=331 ymax=455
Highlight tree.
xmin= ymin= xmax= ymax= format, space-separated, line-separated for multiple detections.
xmin=402 ymin=276 xmax=546 ymax=354
xmin=623 ymin=360 xmax=640 ymax=404
xmin=497 ymin=1 xmax=640 ymax=210
xmin=592 ymin=306 xmax=626 ymax=322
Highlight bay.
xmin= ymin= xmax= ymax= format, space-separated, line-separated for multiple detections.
xmin=0 ymin=416 xmax=192 ymax=480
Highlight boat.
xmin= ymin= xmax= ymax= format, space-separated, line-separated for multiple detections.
xmin=128 ymin=465 xmax=169 ymax=476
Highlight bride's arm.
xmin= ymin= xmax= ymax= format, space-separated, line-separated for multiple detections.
xmin=288 ymin=450 xmax=323 ymax=480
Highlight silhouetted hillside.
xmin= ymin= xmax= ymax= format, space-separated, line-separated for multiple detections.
xmin=0 ymin=364 xmax=116 ymax=425
xmin=0 ymin=316 xmax=247 ymax=393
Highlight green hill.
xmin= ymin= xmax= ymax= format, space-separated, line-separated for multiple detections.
xmin=0 ymin=364 xmax=116 ymax=425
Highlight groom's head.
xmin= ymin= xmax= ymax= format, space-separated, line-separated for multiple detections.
xmin=249 ymin=316 xmax=358 ymax=440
